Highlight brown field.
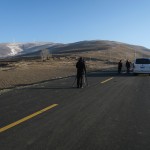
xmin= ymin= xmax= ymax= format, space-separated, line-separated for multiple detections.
xmin=0 ymin=57 xmax=114 ymax=90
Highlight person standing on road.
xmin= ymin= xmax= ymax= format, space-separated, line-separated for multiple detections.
xmin=126 ymin=60 xmax=131 ymax=73
xmin=118 ymin=60 xmax=122 ymax=73
xmin=76 ymin=57 xmax=86 ymax=88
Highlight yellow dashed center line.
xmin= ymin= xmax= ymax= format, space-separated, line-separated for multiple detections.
xmin=0 ymin=104 xmax=58 ymax=133
xmin=101 ymin=77 xmax=114 ymax=84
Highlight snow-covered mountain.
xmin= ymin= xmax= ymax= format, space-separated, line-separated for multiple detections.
xmin=0 ymin=42 xmax=60 ymax=58
xmin=6 ymin=43 xmax=23 ymax=56
xmin=0 ymin=40 xmax=149 ymax=58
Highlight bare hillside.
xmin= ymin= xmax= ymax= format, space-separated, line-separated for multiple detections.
xmin=20 ymin=40 xmax=150 ymax=62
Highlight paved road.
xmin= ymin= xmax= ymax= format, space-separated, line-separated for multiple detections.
xmin=0 ymin=72 xmax=150 ymax=150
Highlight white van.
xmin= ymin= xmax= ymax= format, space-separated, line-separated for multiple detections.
xmin=133 ymin=58 xmax=150 ymax=75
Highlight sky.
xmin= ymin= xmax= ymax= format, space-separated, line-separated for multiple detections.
xmin=0 ymin=0 xmax=150 ymax=49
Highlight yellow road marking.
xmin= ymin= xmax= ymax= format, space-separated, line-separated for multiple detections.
xmin=101 ymin=77 xmax=114 ymax=84
xmin=0 ymin=104 xmax=58 ymax=133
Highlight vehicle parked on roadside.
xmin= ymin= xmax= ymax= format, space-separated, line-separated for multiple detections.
xmin=133 ymin=58 xmax=150 ymax=75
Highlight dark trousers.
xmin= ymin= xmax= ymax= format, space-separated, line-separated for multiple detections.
xmin=118 ymin=67 xmax=122 ymax=73
xmin=77 ymin=74 xmax=83 ymax=88
xmin=127 ymin=67 xmax=130 ymax=73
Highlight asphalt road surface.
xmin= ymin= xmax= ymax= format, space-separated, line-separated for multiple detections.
xmin=0 ymin=71 xmax=150 ymax=150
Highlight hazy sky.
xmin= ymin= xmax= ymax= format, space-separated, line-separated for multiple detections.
xmin=0 ymin=0 xmax=150 ymax=48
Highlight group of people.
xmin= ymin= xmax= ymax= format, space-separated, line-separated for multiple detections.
xmin=118 ymin=60 xmax=131 ymax=74
xmin=75 ymin=57 xmax=132 ymax=89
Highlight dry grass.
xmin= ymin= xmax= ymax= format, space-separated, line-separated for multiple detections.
xmin=0 ymin=48 xmax=149 ymax=90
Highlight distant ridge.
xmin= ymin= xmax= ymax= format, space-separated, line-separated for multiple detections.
xmin=0 ymin=42 xmax=61 ymax=58
xmin=0 ymin=40 xmax=149 ymax=58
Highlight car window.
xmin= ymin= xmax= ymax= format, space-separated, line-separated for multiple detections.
xmin=136 ymin=59 xmax=150 ymax=64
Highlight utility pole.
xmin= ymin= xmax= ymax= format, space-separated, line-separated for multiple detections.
xmin=125 ymin=52 xmax=127 ymax=60
xmin=134 ymin=49 xmax=136 ymax=59
xmin=109 ymin=50 xmax=111 ymax=63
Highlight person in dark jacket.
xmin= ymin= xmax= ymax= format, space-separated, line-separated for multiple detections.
xmin=76 ymin=57 xmax=86 ymax=88
xmin=126 ymin=60 xmax=131 ymax=73
xmin=118 ymin=60 xmax=122 ymax=73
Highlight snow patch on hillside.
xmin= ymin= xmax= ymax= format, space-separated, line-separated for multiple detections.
xmin=7 ymin=43 xmax=23 ymax=56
